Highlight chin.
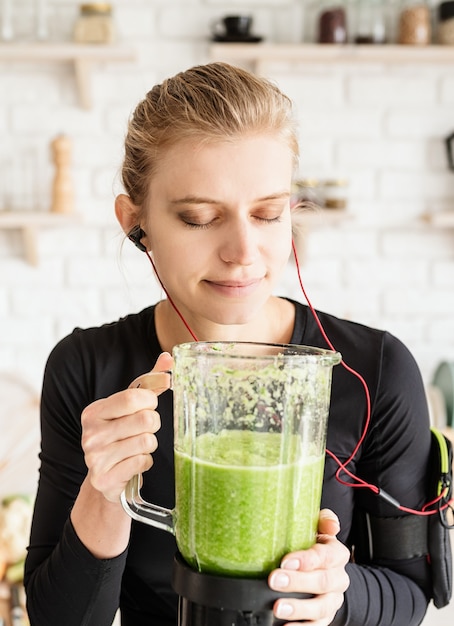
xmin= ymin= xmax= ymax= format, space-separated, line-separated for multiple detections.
xmin=207 ymin=300 xmax=266 ymax=327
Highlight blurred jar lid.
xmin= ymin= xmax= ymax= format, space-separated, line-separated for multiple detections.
xmin=299 ymin=178 xmax=320 ymax=186
xmin=324 ymin=178 xmax=349 ymax=187
xmin=79 ymin=3 xmax=112 ymax=15
xmin=293 ymin=178 xmax=321 ymax=188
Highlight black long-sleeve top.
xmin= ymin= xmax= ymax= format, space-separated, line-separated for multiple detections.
xmin=24 ymin=300 xmax=433 ymax=625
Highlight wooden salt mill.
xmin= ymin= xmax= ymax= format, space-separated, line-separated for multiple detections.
xmin=50 ymin=134 xmax=74 ymax=214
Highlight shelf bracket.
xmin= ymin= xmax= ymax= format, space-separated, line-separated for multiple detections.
xmin=21 ymin=226 xmax=38 ymax=266
xmin=74 ymin=58 xmax=92 ymax=110
xmin=0 ymin=212 xmax=82 ymax=266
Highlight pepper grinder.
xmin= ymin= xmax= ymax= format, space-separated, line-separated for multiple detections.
xmin=50 ymin=134 xmax=74 ymax=214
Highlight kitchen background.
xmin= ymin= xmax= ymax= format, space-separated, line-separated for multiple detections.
xmin=1 ymin=0 xmax=454 ymax=392
xmin=0 ymin=0 xmax=453 ymax=623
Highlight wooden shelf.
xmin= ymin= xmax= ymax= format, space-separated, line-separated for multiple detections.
xmin=0 ymin=42 xmax=135 ymax=109
xmin=209 ymin=43 xmax=454 ymax=72
xmin=0 ymin=211 xmax=82 ymax=265
xmin=422 ymin=211 xmax=454 ymax=227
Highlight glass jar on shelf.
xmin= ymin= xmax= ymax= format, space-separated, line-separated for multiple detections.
xmin=316 ymin=0 xmax=349 ymax=44
xmin=352 ymin=0 xmax=388 ymax=44
xmin=322 ymin=179 xmax=349 ymax=210
xmin=73 ymin=3 xmax=115 ymax=44
xmin=291 ymin=178 xmax=324 ymax=210
xmin=397 ymin=0 xmax=432 ymax=45
xmin=437 ymin=1 xmax=454 ymax=45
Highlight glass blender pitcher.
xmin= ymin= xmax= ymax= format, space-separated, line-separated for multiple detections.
xmin=121 ymin=341 xmax=341 ymax=625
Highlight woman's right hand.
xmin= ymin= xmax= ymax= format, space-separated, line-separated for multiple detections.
xmin=80 ymin=352 xmax=173 ymax=503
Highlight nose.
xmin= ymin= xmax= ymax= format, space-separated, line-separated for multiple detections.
xmin=219 ymin=218 xmax=258 ymax=266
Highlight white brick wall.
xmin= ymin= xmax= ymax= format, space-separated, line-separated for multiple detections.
xmin=0 ymin=0 xmax=453 ymax=397
xmin=0 ymin=4 xmax=453 ymax=625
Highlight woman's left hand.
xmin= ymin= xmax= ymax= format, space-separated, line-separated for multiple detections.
xmin=268 ymin=509 xmax=350 ymax=625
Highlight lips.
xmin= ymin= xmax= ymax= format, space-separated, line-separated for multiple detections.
xmin=205 ymin=278 xmax=263 ymax=298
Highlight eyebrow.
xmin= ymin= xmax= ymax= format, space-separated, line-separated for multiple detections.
xmin=170 ymin=191 xmax=291 ymax=206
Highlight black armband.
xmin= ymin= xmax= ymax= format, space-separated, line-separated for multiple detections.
xmin=351 ymin=428 xmax=453 ymax=609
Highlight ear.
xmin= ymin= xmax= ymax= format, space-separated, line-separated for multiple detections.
xmin=115 ymin=194 xmax=152 ymax=251
xmin=115 ymin=194 xmax=140 ymax=235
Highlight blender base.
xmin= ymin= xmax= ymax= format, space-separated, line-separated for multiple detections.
xmin=172 ymin=552 xmax=312 ymax=626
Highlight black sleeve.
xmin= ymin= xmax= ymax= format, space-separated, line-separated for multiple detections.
xmin=25 ymin=519 xmax=127 ymax=626
xmin=24 ymin=333 xmax=127 ymax=626
xmin=322 ymin=329 xmax=433 ymax=625
xmin=331 ymin=563 xmax=429 ymax=625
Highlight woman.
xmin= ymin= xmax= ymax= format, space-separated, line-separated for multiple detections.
xmin=24 ymin=62 xmax=434 ymax=625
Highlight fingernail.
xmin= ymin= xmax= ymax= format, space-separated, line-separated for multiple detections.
xmin=320 ymin=509 xmax=340 ymax=524
xmin=276 ymin=602 xmax=294 ymax=619
xmin=281 ymin=557 xmax=300 ymax=570
xmin=270 ymin=571 xmax=290 ymax=589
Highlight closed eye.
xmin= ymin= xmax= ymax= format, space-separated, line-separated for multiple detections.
xmin=173 ymin=192 xmax=289 ymax=229
xmin=177 ymin=207 xmax=220 ymax=229
xmin=182 ymin=213 xmax=283 ymax=229
xmin=182 ymin=220 xmax=216 ymax=230
xmin=251 ymin=199 xmax=288 ymax=224
xmin=254 ymin=214 xmax=283 ymax=224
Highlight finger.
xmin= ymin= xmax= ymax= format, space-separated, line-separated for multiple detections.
xmin=82 ymin=387 xmax=160 ymax=425
xmin=83 ymin=408 xmax=161 ymax=454
xmin=88 ymin=429 xmax=159 ymax=478
xmin=317 ymin=509 xmax=340 ymax=537
xmin=130 ymin=372 xmax=171 ymax=394
xmin=108 ymin=409 xmax=161 ymax=442
xmin=89 ymin=452 xmax=155 ymax=503
xmin=269 ymin=551 xmax=350 ymax=596
xmin=129 ymin=352 xmax=174 ymax=393
xmin=269 ymin=567 xmax=347 ymax=596
xmin=153 ymin=351 xmax=174 ymax=371
xmin=280 ymin=536 xmax=350 ymax=573
xmin=273 ymin=591 xmax=345 ymax=625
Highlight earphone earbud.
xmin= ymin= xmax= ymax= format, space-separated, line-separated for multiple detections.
xmin=127 ymin=225 xmax=147 ymax=252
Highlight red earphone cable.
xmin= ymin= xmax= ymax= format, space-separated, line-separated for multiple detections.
xmin=291 ymin=240 xmax=452 ymax=516
xmin=145 ymin=250 xmax=199 ymax=342
xmin=144 ymin=240 xmax=451 ymax=516
xmin=291 ymin=241 xmax=374 ymax=490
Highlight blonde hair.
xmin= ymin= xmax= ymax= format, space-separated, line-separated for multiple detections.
xmin=120 ymin=62 xmax=299 ymax=210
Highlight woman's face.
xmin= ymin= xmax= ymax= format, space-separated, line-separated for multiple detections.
xmin=144 ymin=134 xmax=294 ymax=328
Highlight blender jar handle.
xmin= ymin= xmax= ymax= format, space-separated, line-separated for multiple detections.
xmin=120 ymin=370 xmax=175 ymax=534
xmin=121 ymin=474 xmax=175 ymax=533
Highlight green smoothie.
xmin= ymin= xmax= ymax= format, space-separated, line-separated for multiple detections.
xmin=174 ymin=429 xmax=325 ymax=577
